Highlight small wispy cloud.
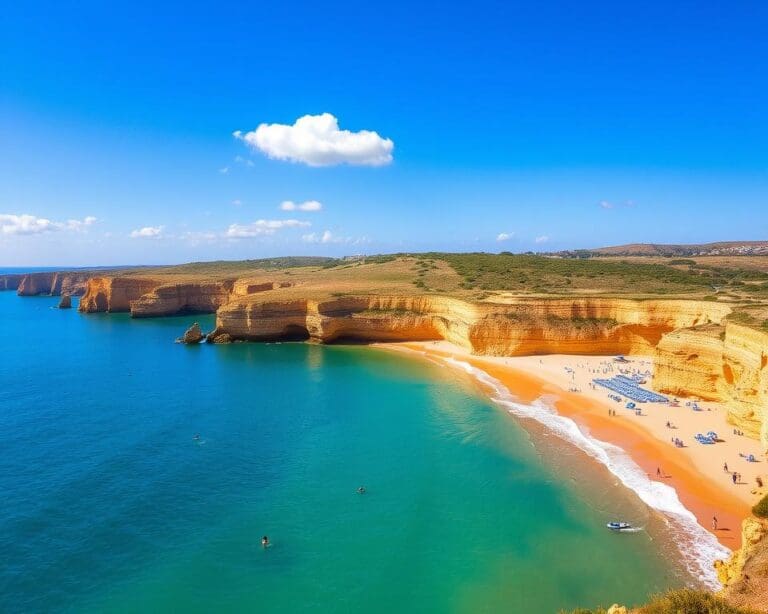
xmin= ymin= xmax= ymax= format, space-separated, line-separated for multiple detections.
xmin=225 ymin=219 xmax=310 ymax=238
xmin=496 ymin=232 xmax=514 ymax=242
xmin=280 ymin=200 xmax=323 ymax=212
xmin=599 ymin=200 xmax=614 ymax=209
xmin=130 ymin=225 xmax=164 ymax=239
xmin=231 ymin=199 xmax=242 ymax=206
xmin=219 ymin=167 xmax=230 ymax=174
xmin=534 ymin=235 xmax=549 ymax=244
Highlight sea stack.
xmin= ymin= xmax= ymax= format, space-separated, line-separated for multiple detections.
xmin=58 ymin=294 xmax=72 ymax=309
xmin=178 ymin=322 xmax=204 ymax=344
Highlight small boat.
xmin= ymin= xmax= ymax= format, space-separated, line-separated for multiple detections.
xmin=606 ymin=521 xmax=632 ymax=531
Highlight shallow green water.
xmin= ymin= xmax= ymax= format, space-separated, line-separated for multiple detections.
xmin=0 ymin=292 xmax=684 ymax=613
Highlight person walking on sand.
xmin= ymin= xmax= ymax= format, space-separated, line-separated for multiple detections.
xmin=712 ymin=515 xmax=718 ymax=530
xmin=732 ymin=472 xmax=737 ymax=484
xmin=723 ymin=462 xmax=728 ymax=473
xmin=656 ymin=467 xmax=662 ymax=477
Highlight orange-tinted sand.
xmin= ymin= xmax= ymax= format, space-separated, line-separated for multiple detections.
xmin=379 ymin=341 xmax=768 ymax=551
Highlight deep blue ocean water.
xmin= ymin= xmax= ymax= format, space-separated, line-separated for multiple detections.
xmin=0 ymin=291 xmax=687 ymax=613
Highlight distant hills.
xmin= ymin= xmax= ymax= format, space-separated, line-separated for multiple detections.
xmin=557 ymin=241 xmax=768 ymax=258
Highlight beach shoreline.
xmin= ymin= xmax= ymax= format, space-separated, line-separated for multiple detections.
xmin=374 ymin=341 xmax=767 ymax=581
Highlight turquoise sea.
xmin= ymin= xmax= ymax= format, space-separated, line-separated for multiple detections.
xmin=0 ymin=291 xmax=693 ymax=613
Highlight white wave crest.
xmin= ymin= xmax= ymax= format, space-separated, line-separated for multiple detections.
xmin=444 ymin=357 xmax=730 ymax=589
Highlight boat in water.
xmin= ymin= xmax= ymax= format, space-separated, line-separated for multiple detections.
xmin=606 ymin=521 xmax=632 ymax=531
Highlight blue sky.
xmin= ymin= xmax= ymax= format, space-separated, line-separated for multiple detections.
xmin=1 ymin=1 xmax=766 ymax=265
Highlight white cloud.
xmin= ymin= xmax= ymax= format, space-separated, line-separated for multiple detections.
xmin=302 ymin=230 xmax=335 ymax=244
xmin=234 ymin=155 xmax=255 ymax=168
xmin=496 ymin=232 xmax=514 ymax=242
xmin=280 ymin=200 xmax=323 ymax=212
xmin=231 ymin=199 xmax=242 ymax=206
xmin=130 ymin=225 xmax=164 ymax=239
xmin=234 ymin=113 xmax=394 ymax=167
xmin=219 ymin=166 xmax=230 ymax=174
xmin=534 ymin=235 xmax=550 ymax=244
xmin=225 ymin=219 xmax=310 ymax=238
xmin=0 ymin=213 xmax=97 ymax=236
xmin=599 ymin=200 xmax=614 ymax=209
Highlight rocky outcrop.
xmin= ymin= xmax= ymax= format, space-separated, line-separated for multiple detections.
xmin=130 ymin=281 xmax=235 ymax=317
xmin=78 ymin=277 xmax=163 ymax=313
xmin=177 ymin=322 xmax=204 ymax=344
xmin=58 ymin=294 xmax=72 ymax=309
xmin=716 ymin=517 xmax=768 ymax=611
xmin=655 ymin=323 xmax=768 ymax=448
xmin=17 ymin=271 xmax=91 ymax=296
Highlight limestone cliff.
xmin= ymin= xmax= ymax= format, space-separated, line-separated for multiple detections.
xmin=655 ymin=323 xmax=768 ymax=448
xmin=0 ymin=274 xmax=23 ymax=291
xmin=79 ymin=277 xmax=240 ymax=317
xmin=16 ymin=271 xmax=91 ymax=296
xmin=78 ymin=277 xmax=164 ymax=312
xmin=213 ymin=294 xmax=731 ymax=355
xmin=130 ymin=281 xmax=234 ymax=317
xmin=716 ymin=517 xmax=768 ymax=611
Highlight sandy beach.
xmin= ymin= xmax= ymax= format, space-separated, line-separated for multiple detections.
xmin=379 ymin=341 xmax=767 ymax=552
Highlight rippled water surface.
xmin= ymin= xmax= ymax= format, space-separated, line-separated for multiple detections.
xmin=0 ymin=292 xmax=687 ymax=613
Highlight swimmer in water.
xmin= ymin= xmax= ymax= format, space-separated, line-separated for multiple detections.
xmin=357 ymin=486 xmax=366 ymax=494
xmin=261 ymin=535 xmax=269 ymax=548
xmin=193 ymin=434 xmax=201 ymax=441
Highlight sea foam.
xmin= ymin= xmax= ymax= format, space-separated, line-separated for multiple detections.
xmin=444 ymin=357 xmax=730 ymax=589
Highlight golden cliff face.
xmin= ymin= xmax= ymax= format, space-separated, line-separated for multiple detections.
xmin=16 ymin=272 xmax=91 ymax=296
xmin=213 ymin=294 xmax=731 ymax=354
xmin=655 ymin=322 xmax=768 ymax=448
xmin=78 ymin=277 xmax=164 ymax=312
xmin=131 ymin=281 xmax=235 ymax=317
xmin=79 ymin=277 xmax=240 ymax=317
xmin=716 ymin=517 xmax=768 ymax=610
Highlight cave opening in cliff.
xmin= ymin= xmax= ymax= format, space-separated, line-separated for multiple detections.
xmin=280 ymin=325 xmax=310 ymax=341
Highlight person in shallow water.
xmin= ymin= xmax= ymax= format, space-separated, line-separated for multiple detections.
xmin=261 ymin=535 xmax=269 ymax=548
xmin=357 ymin=486 xmax=366 ymax=494
xmin=193 ymin=434 xmax=200 ymax=441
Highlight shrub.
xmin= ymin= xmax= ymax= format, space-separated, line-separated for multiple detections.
xmin=753 ymin=493 xmax=768 ymax=518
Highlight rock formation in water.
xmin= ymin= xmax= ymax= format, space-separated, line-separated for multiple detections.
xmin=58 ymin=294 xmax=72 ymax=309
xmin=178 ymin=322 xmax=204 ymax=344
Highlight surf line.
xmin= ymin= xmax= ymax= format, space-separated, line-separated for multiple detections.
xmin=443 ymin=356 xmax=730 ymax=590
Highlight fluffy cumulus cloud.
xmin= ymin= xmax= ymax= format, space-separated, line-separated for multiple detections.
xmin=496 ymin=232 xmax=514 ymax=242
xmin=234 ymin=113 xmax=394 ymax=167
xmin=280 ymin=200 xmax=322 ymax=212
xmin=0 ymin=213 xmax=97 ymax=236
xmin=225 ymin=219 xmax=310 ymax=238
xmin=130 ymin=225 xmax=164 ymax=239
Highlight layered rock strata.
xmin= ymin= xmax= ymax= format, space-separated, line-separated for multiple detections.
xmin=655 ymin=323 xmax=768 ymax=448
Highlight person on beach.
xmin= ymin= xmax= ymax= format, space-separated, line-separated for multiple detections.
xmin=732 ymin=472 xmax=737 ymax=484
xmin=712 ymin=515 xmax=718 ymax=530
xmin=724 ymin=462 xmax=729 ymax=473
xmin=656 ymin=467 xmax=662 ymax=477
xmin=261 ymin=535 xmax=270 ymax=548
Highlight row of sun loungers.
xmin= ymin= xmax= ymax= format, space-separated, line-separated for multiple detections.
xmin=593 ymin=376 xmax=669 ymax=403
